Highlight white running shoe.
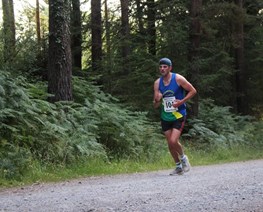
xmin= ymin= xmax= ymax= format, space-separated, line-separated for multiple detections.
xmin=170 ymin=166 xmax=184 ymax=175
xmin=181 ymin=155 xmax=191 ymax=172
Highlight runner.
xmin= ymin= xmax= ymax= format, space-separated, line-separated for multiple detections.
xmin=153 ymin=58 xmax=197 ymax=175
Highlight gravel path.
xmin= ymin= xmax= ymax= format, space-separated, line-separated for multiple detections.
xmin=0 ymin=159 xmax=263 ymax=212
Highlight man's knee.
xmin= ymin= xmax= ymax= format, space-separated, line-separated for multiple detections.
xmin=168 ymin=138 xmax=179 ymax=145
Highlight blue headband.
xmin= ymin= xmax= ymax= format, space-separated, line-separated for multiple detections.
xmin=159 ymin=58 xmax=172 ymax=66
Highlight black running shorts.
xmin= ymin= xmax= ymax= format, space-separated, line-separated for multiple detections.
xmin=161 ymin=117 xmax=186 ymax=132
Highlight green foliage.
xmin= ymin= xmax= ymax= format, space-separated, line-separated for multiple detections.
xmin=184 ymin=100 xmax=263 ymax=149
xmin=0 ymin=72 xmax=164 ymax=180
xmin=199 ymin=1 xmax=263 ymax=110
xmin=245 ymin=10 xmax=263 ymax=115
xmin=0 ymin=141 xmax=31 ymax=180
xmin=73 ymin=76 xmax=165 ymax=160
xmin=0 ymin=72 xmax=100 ymax=178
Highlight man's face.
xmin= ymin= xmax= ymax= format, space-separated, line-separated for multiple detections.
xmin=159 ymin=64 xmax=171 ymax=76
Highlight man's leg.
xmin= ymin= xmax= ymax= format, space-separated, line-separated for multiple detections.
xmin=164 ymin=128 xmax=183 ymax=163
xmin=168 ymin=129 xmax=190 ymax=172
xmin=164 ymin=128 xmax=191 ymax=175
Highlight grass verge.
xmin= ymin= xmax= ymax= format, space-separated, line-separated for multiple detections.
xmin=0 ymin=144 xmax=262 ymax=189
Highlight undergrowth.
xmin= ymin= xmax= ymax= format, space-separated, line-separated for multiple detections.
xmin=0 ymin=71 xmax=164 ymax=180
xmin=0 ymin=71 xmax=262 ymax=187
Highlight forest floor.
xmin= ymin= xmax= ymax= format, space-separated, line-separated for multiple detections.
xmin=0 ymin=159 xmax=263 ymax=212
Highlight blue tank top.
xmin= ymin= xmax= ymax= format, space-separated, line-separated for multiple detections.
xmin=159 ymin=73 xmax=186 ymax=121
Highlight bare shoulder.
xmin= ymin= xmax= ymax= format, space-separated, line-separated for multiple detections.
xmin=154 ymin=78 xmax=160 ymax=87
xmin=175 ymin=73 xmax=188 ymax=86
xmin=175 ymin=73 xmax=196 ymax=93
xmin=154 ymin=78 xmax=160 ymax=84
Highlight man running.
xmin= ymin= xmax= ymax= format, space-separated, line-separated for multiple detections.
xmin=153 ymin=58 xmax=197 ymax=175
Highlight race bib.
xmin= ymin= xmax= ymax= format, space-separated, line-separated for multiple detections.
xmin=163 ymin=97 xmax=178 ymax=112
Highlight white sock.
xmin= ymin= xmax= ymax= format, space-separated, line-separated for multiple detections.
xmin=176 ymin=162 xmax=182 ymax=168
xmin=180 ymin=154 xmax=186 ymax=160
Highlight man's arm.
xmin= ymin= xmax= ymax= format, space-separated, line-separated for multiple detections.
xmin=173 ymin=74 xmax=197 ymax=108
xmin=153 ymin=79 xmax=162 ymax=108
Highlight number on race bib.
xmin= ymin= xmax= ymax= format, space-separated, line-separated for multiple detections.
xmin=163 ymin=97 xmax=178 ymax=112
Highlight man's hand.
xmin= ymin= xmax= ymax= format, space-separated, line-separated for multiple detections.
xmin=172 ymin=99 xmax=183 ymax=108
xmin=153 ymin=79 xmax=163 ymax=108
xmin=154 ymin=92 xmax=163 ymax=103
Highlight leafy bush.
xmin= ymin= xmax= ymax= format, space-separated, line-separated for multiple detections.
xmin=184 ymin=99 xmax=263 ymax=150
xmin=73 ymin=77 xmax=165 ymax=160
xmin=0 ymin=141 xmax=31 ymax=180
xmin=0 ymin=72 xmax=102 ymax=178
xmin=0 ymin=72 xmax=164 ymax=179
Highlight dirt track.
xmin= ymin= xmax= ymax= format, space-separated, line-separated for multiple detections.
xmin=0 ymin=159 xmax=263 ymax=212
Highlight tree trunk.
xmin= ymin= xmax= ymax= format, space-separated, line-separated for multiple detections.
xmin=36 ymin=0 xmax=41 ymax=45
xmin=71 ymin=0 xmax=82 ymax=72
xmin=120 ymin=0 xmax=131 ymax=74
xmin=104 ymin=0 xmax=112 ymax=91
xmin=147 ymin=0 xmax=156 ymax=56
xmin=234 ymin=0 xmax=248 ymax=114
xmin=48 ymin=0 xmax=73 ymax=102
xmin=2 ymin=0 xmax=16 ymax=64
xmin=187 ymin=0 xmax=202 ymax=117
xmin=91 ymin=0 xmax=102 ymax=73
